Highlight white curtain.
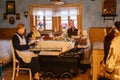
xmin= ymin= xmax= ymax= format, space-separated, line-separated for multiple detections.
xmin=33 ymin=6 xmax=79 ymax=17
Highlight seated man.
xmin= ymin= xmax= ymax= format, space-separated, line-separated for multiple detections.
xmin=67 ymin=19 xmax=79 ymax=38
xmin=56 ymin=20 xmax=80 ymax=41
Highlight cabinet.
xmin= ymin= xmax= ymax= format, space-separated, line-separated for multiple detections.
xmin=89 ymin=27 xmax=108 ymax=80
xmin=102 ymin=0 xmax=117 ymax=21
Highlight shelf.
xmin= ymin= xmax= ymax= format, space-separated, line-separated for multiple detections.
xmin=101 ymin=14 xmax=117 ymax=22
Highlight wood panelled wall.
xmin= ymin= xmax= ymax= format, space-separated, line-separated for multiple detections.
xmin=0 ymin=28 xmax=26 ymax=39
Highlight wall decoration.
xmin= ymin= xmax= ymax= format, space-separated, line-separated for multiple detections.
xmin=16 ymin=13 xmax=20 ymax=20
xmin=6 ymin=1 xmax=15 ymax=14
xmin=3 ymin=13 xmax=7 ymax=20
xmin=102 ymin=0 xmax=117 ymax=21
xmin=9 ymin=16 xmax=15 ymax=24
xmin=24 ymin=11 xmax=28 ymax=18
xmin=51 ymin=0 xmax=60 ymax=1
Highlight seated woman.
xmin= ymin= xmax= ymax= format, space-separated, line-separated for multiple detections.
xmin=27 ymin=26 xmax=41 ymax=42
xmin=12 ymin=23 xmax=41 ymax=80
xmin=75 ymin=29 xmax=91 ymax=74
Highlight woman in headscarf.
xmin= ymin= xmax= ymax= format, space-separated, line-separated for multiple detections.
xmin=105 ymin=21 xmax=120 ymax=80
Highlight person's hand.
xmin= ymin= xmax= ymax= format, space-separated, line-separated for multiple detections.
xmin=30 ymin=42 xmax=36 ymax=46
xmin=34 ymin=41 xmax=38 ymax=45
xmin=77 ymin=45 xmax=81 ymax=48
xmin=112 ymin=25 xmax=115 ymax=28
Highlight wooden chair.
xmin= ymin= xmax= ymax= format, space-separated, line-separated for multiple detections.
xmin=10 ymin=40 xmax=32 ymax=80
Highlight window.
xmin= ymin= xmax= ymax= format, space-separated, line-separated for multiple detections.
xmin=36 ymin=15 xmax=44 ymax=30
xmin=46 ymin=16 xmax=52 ymax=30
xmin=70 ymin=16 xmax=77 ymax=28
xmin=30 ymin=3 xmax=82 ymax=32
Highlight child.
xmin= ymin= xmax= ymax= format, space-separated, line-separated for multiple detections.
xmin=75 ymin=29 xmax=91 ymax=74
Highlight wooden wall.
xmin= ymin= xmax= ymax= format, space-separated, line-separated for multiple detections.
xmin=0 ymin=28 xmax=26 ymax=39
xmin=89 ymin=27 xmax=112 ymax=43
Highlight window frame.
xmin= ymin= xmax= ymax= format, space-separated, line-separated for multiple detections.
xmin=29 ymin=3 xmax=82 ymax=32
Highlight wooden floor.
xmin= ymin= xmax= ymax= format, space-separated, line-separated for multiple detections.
xmin=1 ymin=63 xmax=92 ymax=80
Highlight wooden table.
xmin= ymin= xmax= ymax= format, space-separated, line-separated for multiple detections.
xmin=29 ymin=41 xmax=83 ymax=79
xmin=39 ymin=50 xmax=80 ymax=79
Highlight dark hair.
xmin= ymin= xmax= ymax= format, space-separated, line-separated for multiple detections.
xmin=114 ymin=21 xmax=120 ymax=31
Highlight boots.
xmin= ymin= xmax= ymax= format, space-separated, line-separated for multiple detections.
xmin=78 ymin=63 xmax=91 ymax=74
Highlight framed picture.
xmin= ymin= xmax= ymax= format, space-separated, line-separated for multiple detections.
xmin=16 ymin=13 xmax=20 ymax=20
xmin=3 ymin=13 xmax=8 ymax=20
xmin=51 ymin=0 xmax=60 ymax=1
xmin=6 ymin=1 xmax=15 ymax=14
xmin=101 ymin=0 xmax=117 ymax=21
xmin=102 ymin=0 xmax=116 ymax=15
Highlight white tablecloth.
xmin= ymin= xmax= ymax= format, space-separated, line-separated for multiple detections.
xmin=36 ymin=41 xmax=75 ymax=53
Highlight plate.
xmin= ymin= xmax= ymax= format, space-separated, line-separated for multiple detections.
xmin=9 ymin=16 xmax=15 ymax=24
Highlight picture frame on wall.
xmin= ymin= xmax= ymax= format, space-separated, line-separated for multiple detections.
xmin=3 ymin=13 xmax=8 ymax=20
xmin=51 ymin=0 xmax=60 ymax=1
xmin=102 ymin=0 xmax=117 ymax=16
xmin=6 ymin=1 xmax=15 ymax=14
xmin=101 ymin=0 xmax=117 ymax=21
xmin=16 ymin=13 xmax=20 ymax=20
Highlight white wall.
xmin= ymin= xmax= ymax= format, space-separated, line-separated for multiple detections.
xmin=0 ymin=0 xmax=120 ymax=34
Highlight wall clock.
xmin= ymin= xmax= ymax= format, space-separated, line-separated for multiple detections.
xmin=9 ymin=16 xmax=15 ymax=24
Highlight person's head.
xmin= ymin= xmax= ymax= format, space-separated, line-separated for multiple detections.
xmin=114 ymin=21 xmax=120 ymax=34
xmin=81 ymin=29 xmax=87 ymax=37
xmin=16 ymin=23 xmax=26 ymax=34
xmin=32 ymin=26 xmax=37 ymax=32
xmin=68 ymin=19 xmax=74 ymax=28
